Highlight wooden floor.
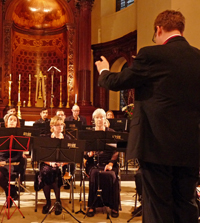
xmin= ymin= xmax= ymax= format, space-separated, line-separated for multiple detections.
xmin=0 ymin=181 xmax=142 ymax=223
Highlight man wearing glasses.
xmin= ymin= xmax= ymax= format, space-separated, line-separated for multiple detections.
xmin=65 ymin=104 xmax=87 ymax=125
xmin=96 ymin=10 xmax=200 ymax=223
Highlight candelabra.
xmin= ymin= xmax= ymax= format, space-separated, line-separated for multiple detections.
xmin=8 ymin=80 xmax=12 ymax=106
xmin=59 ymin=76 xmax=63 ymax=108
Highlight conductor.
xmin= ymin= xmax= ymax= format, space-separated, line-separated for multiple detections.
xmin=96 ymin=10 xmax=200 ymax=223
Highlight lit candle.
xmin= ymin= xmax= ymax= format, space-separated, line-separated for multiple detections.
xmin=18 ymin=92 xmax=20 ymax=102
xmin=19 ymin=74 xmax=21 ymax=81
xmin=10 ymin=74 xmax=12 ymax=81
xmin=29 ymin=74 xmax=31 ymax=82
xmin=75 ymin=94 xmax=77 ymax=104
xmin=60 ymin=75 xmax=62 ymax=82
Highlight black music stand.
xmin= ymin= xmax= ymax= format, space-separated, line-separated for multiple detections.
xmin=78 ymin=130 xmax=106 ymax=151
xmin=64 ymin=121 xmax=82 ymax=130
xmin=0 ymin=128 xmax=30 ymax=222
xmin=61 ymin=139 xmax=86 ymax=215
xmin=33 ymin=122 xmax=50 ymax=135
xmin=32 ymin=137 xmax=85 ymax=223
xmin=108 ymin=118 xmax=128 ymax=132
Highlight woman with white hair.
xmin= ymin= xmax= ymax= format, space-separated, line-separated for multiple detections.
xmin=85 ymin=108 xmax=119 ymax=218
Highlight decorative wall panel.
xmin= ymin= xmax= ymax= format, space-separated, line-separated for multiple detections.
xmin=11 ymin=31 xmax=67 ymax=107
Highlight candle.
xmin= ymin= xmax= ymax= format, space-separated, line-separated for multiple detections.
xmin=18 ymin=92 xmax=20 ymax=102
xmin=19 ymin=74 xmax=21 ymax=81
xmin=75 ymin=94 xmax=77 ymax=104
xmin=60 ymin=75 xmax=62 ymax=82
xmin=10 ymin=74 xmax=12 ymax=81
xmin=29 ymin=74 xmax=31 ymax=82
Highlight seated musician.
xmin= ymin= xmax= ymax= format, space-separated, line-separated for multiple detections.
xmin=34 ymin=108 xmax=50 ymax=123
xmin=34 ymin=116 xmax=72 ymax=215
xmin=65 ymin=104 xmax=87 ymax=125
xmin=85 ymin=108 xmax=119 ymax=218
xmin=0 ymin=114 xmax=27 ymax=207
xmin=106 ymin=110 xmax=115 ymax=119
xmin=3 ymin=105 xmax=17 ymax=122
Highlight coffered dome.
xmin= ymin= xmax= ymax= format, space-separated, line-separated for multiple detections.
xmin=12 ymin=0 xmax=69 ymax=29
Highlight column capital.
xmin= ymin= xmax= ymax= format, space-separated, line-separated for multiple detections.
xmin=75 ymin=0 xmax=95 ymax=10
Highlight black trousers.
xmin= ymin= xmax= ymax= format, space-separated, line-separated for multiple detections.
xmin=139 ymin=161 xmax=199 ymax=223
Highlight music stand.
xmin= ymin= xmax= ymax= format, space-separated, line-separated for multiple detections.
xmin=105 ymin=131 xmax=129 ymax=172
xmin=64 ymin=121 xmax=82 ymax=130
xmin=0 ymin=128 xmax=30 ymax=222
xmin=108 ymin=118 xmax=128 ymax=132
xmin=78 ymin=130 xmax=106 ymax=151
xmin=33 ymin=121 xmax=50 ymax=135
xmin=32 ymin=137 xmax=85 ymax=223
xmin=19 ymin=119 xmax=25 ymax=127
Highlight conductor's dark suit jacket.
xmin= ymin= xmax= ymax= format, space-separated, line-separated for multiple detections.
xmin=98 ymin=36 xmax=200 ymax=167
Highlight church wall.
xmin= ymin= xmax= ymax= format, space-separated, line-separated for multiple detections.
xmin=171 ymin=0 xmax=200 ymax=49
xmin=92 ymin=0 xmax=200 ymax=54
xmin=91 ymin=1 xmax=136 ymax=44
xmin=136 ymin=0 xmax=171 ymax=49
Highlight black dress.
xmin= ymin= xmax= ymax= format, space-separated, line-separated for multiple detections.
xmin=86 ymin=128 xmax=119 ymax=211
xmin=34 ymin=134 xmax=71 ymax=191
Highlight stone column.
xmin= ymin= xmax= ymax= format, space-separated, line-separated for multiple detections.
xmin=76 ymin=0 xmax=94 ymax=106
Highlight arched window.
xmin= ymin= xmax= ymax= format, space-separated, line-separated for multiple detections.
xmin=116 ymin=0 xmax=134 ymax=12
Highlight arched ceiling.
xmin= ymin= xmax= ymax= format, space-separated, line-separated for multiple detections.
xmin=12 ymin=0 xmax=69 ymax=30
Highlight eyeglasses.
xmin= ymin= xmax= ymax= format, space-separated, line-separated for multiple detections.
xmin=152 ymin=28 xmax=157 ymax=43
xmin=54 ymin=124 xmax=64 ymax=127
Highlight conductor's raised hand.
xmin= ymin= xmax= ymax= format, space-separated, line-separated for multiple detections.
xmin=95 ymin=56 xmax=109 ymax=74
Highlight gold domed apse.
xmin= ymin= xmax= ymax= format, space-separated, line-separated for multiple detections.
xmin=12 ymin=0 xmax=69 ymax=30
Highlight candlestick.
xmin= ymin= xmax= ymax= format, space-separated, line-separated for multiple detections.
xmin=50 ymin=72 xmax=54 ymax=108
xmin=59 ymin=75 xmax=63 ymax=108
xmin=27 ymin=76 xmax=31 ymax=107
xmin=17 ymin=105 xmax=21 ymax=119
xmin=66 ymin=88 xmax=70 ymax=108
xmin=17 ymin=78 xmax=21 ymax=119
xmin=17 ymin=79 xmax=21 ymax=107
xmin=18 ymin=92 xmax=20 ymax=103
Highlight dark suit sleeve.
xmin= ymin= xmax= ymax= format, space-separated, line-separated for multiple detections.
xmin=98 ymin=47 xmax=152 ymax=91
